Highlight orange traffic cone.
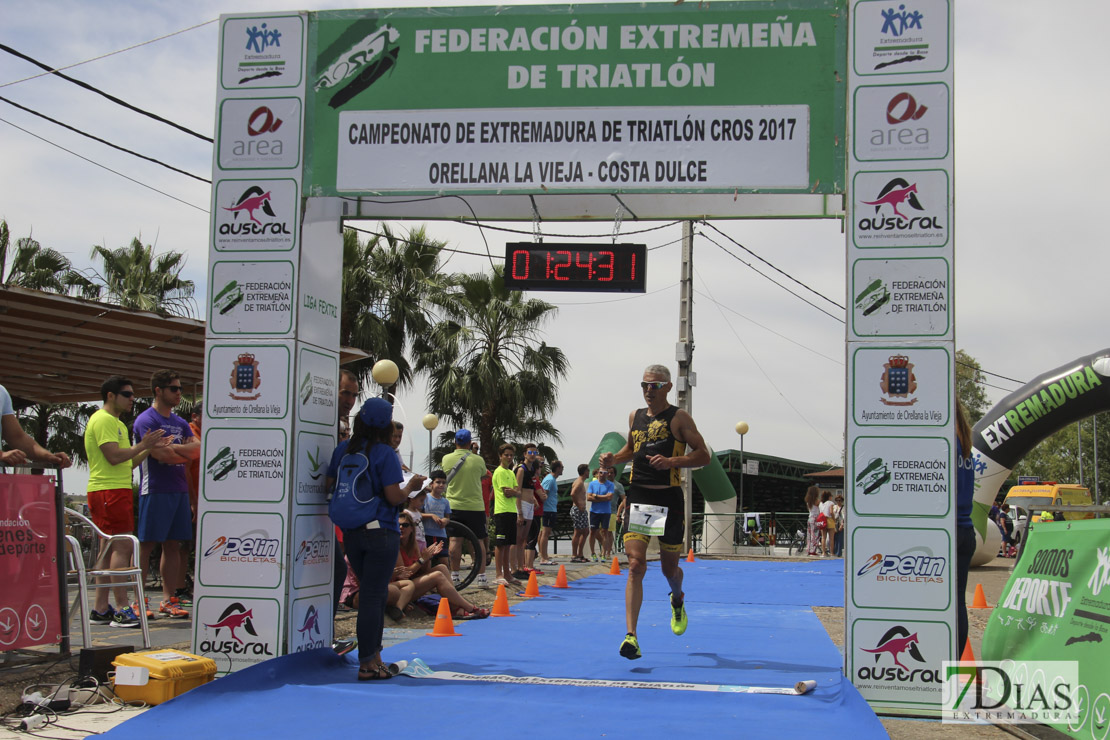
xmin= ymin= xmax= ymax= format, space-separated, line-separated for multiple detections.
xmin=426 ymin=597 xmax=461 ymax=637
xmin=971 ymin=583 xmax=990 ymax=609
xmin=609 ymin=556 xmax=621 ymax=575
xmin=524 ymin=570 xmax=543 ymax=597
xmin=491 ymin=583 xmax=515 ymax=617
xmin=554 ymin=564 xmax=569 ymax=588
xmin=686 ymin=549 xmax=696 ymax=563
xmin=960 ymin=639 xmax=976 ymax=663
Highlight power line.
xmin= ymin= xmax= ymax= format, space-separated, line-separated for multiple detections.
xmin=0 ymin=18 xmax=218 ymax=89
xmin=701 ymin=220 xmax=844 ymax=309
xmin=694 ymin=268 xmax=842 ymax=456
xmin=0 ymin=116 xmax=208 ymax=213
xmin=698 ymin=229 xmax=845 ymax=323
xmin=0 ymin=95 xmax=210 ymax=183
xmin=0 ymin=43 xmax=212 ymax=143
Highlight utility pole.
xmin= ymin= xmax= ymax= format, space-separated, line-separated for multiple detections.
xmin=678 ymin=220 xmax=695 ymax=546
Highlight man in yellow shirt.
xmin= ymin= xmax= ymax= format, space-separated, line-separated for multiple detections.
xmin=84 ymin=376 xmax=169 ymax=628
xmin=491 ymin=443 xmax=522 ymax=589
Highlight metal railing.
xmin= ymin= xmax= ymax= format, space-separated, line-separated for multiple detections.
xmin=690 ymin=511 xmax=812 ymax=557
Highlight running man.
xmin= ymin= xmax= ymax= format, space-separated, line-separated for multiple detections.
xmin=600 ymin=364 xmax=709 ymax=660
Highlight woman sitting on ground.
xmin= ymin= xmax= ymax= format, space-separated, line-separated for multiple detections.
xmin=344 ymin=559 xmax=416 ymax=621
xmin=396 ymin=511 xmax=489 ymax=619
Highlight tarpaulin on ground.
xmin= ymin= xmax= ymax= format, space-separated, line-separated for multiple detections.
xmin=102 ymin=559 xmax=882 ymax=738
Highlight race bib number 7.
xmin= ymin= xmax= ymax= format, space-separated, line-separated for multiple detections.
xmin=628 ymin=503 xmax=668 ymax=537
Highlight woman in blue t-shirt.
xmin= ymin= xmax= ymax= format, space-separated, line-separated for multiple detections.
xmin=329 ymin=397 xmax=425 ymax=681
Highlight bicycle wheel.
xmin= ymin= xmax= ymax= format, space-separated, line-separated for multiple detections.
xmin=444 ymin=520 xmax=482 ymax=591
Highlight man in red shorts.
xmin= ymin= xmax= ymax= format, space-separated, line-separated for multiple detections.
xmin=84 ymin=376 xmax=169 ymax=627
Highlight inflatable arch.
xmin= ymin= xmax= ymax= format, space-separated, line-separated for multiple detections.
xmin=970 ymin=348 xmax=1110 ymax=565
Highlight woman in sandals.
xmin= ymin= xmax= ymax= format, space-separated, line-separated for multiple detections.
xmin=396 ymin=511 xmax=490 ymax=619
xmin=328 ymin=398 xmax=425 ymax=681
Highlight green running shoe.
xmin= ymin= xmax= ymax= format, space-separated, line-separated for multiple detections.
xmin=619 ymin=633 xmax=641 ymax=660
xmin=669 ymin=593 xmax=688 ymax=635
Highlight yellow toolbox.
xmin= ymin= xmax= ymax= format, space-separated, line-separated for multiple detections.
xmin=111 ymin=649 xmax=217 ymax=705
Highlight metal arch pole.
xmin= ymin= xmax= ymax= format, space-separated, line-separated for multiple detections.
xmin=677 ymin=220 xmax=694 ymax=548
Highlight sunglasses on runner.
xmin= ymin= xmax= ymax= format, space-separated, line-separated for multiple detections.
xmin=641 ymin=381 xmax=667 ymax=390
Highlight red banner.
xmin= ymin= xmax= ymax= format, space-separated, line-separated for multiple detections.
xmin=0 ymin=475 xmax=60 ymax=651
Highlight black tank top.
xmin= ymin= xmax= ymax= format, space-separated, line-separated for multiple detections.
xmin=516 ymin=462 xmax=536 ymax=491
xmin=629 ymin=405 xmax=685 ymax=487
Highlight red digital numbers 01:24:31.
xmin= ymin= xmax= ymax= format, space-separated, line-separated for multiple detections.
xmin=503 ymin=243 xmax=647 ymax=293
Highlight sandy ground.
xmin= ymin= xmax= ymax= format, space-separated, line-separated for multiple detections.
xmin=1 ymin=555 xmax=1062 ymax=739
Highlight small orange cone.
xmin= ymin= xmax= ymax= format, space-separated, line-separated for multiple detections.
xmin=971 ymin=583 xmax=990 ymax=609
xmin=554 ymin=564 xmax=569 ymax=588
xmin=524 ymin=571 xmax=543 ymax=597
xmin=609 ymin=556 xmax=621 ymax=575
xmin=426 ymin=597 xmax=461 ymax=637
xmin=491 ymin=584 xmax=515 ymax=617
xmin=686 ymin=549 xmax=696 ymax=563
xmin=960 ymin=639 xmax=976 ymax=663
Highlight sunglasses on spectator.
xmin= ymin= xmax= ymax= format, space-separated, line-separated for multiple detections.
xmin=526 ymin=450 xmax=539 ymax=456
xmin=161 ymin=385 xmax=183 ymax=392
xmin=118 ymin=390 xmax=134 ymax=398
xmin=641 ymin=381 xmax=667 ymax=390
xmin=400 ymin=523 xmax=412 ymax=529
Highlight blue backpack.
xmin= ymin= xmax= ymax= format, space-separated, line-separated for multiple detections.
xmin=329 ymin=449 xmax=380 ymax=529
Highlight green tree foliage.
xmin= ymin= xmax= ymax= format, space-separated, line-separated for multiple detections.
xmin=0 ymin=220 xmax=97 ymax=297
xmin=956 ymin=349 xmax=990 ymax=424
xmin=339 ymin=225 xmax=452 ymax=390
xmin=1013 ymin=414 xmax=1110 ymax=503
xmin=420 ymin=265 xmax=568 ymax=468
xmin=88 ymin=237 xmax=195 ymax=317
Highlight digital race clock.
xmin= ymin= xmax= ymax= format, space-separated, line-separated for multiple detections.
xmin=503 ymin=242 xmax=647 ymax=293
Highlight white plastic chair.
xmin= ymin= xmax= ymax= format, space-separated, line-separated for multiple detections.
xmin=64 ymin=508 xmax=150 ymax=649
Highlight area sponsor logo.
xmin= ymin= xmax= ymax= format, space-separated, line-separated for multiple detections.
xmin=857 ymin=625 xmax=940 ymax=683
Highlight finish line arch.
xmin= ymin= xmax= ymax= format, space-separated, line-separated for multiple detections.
xmin=195 ymin=0 xmax=954 ymax=717
xmin=970 ymin=348 xmax=1110 ymax=566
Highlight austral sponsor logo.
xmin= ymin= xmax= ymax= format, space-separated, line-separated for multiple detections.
xmin=858 ymin=625 xmax=940 ymax=684
xmin=295 ymin=605 xmax=326 ymax=651
xmin=294 ymin=533 xmax=332 ymax=566
xmin=200 ymin=602 xmax=275 ymax=657
xmin=857 ymin=549 xmax=946 ymax=584
xmin=857 ymin=177 xmax=944 ymax=233
xmin=220 ymin=186 xmax=292 ymax=236
xmin=203 ymin=532 xmax=280 ymax=564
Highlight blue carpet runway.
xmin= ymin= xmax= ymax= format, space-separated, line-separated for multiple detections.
xmin=102 ymin=560 xmax=886 ymax=738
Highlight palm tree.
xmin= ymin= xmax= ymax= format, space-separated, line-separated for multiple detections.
xmin=87 ymin=237 xmax=196 ymax=317
xmin=340 ymin=224 xmax=453 ymax=390
xmin=0 ymin=220 xmax=98 ymax=297
xmin=419 ymin=264 xmax=569 ymax=467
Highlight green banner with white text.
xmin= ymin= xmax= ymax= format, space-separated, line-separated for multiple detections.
xmin=981 ymin=519 xmax=1110 ymax=738
xmin=303 ymin=1 xmax=846 ymax=196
